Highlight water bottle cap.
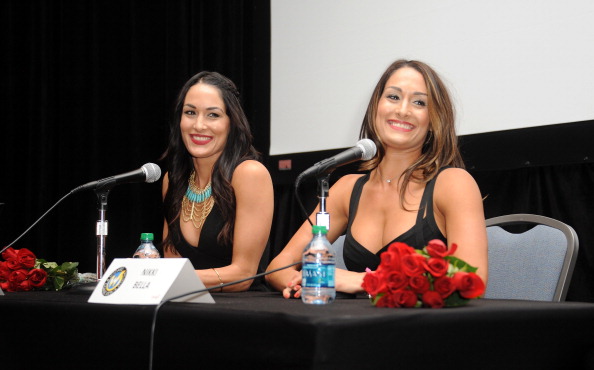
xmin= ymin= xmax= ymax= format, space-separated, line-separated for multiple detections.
xmin=140 ymin=233 xmax=154 ymax=241
xmin=312 ymin=225 xmax=328 ymax=234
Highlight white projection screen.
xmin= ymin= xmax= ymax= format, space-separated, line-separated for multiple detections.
xmin=270 ymin=0 xmax=594 ymax=156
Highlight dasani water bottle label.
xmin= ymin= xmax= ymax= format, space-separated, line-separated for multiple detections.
xmin=302 ymin=263 xmax=335 ymax=288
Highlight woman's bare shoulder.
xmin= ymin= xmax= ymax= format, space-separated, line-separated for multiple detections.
xmin=436 ymin=167 xmax=478 ymax=188
xmin=233 ymin=160 xmax=272 ymax=181
xmin=235 ymin=159 xmax=269 ymax=173
xmin=434 ymin=167 xmax=482 ymax=205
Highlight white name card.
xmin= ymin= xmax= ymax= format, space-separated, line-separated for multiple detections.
xmin=88 ymin=258 xmax=215 ymax=305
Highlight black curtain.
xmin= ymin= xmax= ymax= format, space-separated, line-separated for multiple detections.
xmin=0 ymin=0 xmax=270 ymax=273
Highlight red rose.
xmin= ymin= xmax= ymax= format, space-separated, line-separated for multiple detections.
xmin=409 ymin=274 xmax=430 ymax=294
xmin=379 ymin=249 xmax=401 ymax=271
xmin=28 ymin=268 xmax=48 ymax=288
xmin=401 ymin=253 xmax=426 ymax=277
xmin=8 ymin=269 xmax=29 ymax=292
xmin=380 ymin=242 xmax=416 ymax=270
xmin=385 ymin=270 xmax=408 ymax=292
xmin=423 ymin=257 xmax=448 ymax=278
xmin=388 ymin=242 xmax=416 ymax=256
xmin=453 ymin=272 xmax=485 ymax=299
xmin=362 ymin=271 xmax=387 ymax=296
xmin=6 ymin=258 xmax=22 ymax=270
xmin=17 ymin=248 xmax=36 ymax=269
xmin=8 ymin=269 xmax=28 ymax=283
xmin=375 ymin=293 xmax=396 ymax=308
xmin=433 ymin=276 xmax=456 ymax=298
xmin=426 ymin=240 xmax=457 ymax=258
xmin=1 ymin=247 xmax=18 ymax=261
xmin=0 ymin=281 xmax=9 ymax=291
xmin=422 ymin=290 xmax=445 ymax=308
xmin=392 ymin=289 xmax=418 ymax=308
xmin=17 ymin=279 xmax=33 ymax=292
xmin=0 ymin=261 xmax=11 ymax=281
xmin=376 ymin=266 xmax=392 ymax=285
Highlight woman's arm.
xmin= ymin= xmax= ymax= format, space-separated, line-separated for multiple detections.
xmin=199 ymin=160 xmax=274 ymax=291
xmin=434 ymin=168 xmax=488 ymax=285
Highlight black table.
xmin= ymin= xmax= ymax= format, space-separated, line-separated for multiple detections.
xmin=1 ymin=290 xmax=594 ymax=369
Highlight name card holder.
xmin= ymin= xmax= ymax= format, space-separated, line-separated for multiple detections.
xmin=88 ymin=258 xmax=215 ymax=305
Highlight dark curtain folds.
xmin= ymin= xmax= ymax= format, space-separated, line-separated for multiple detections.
xmin=0 ymin=1 xmax=270 ymax=273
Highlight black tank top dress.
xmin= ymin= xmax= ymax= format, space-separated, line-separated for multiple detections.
xmin=343 ymin=169 xmax=448 ymax=272
xmin=173 ymin=203 xmax=268 ymax=290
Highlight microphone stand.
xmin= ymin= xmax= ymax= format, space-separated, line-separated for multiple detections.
xmin=95 ymin=189 xmax=110 ymax=280
xmin=70 ymin=189 xmax=109 ymax=294
xmin=316 ymin=174 xmax=331 ymax=230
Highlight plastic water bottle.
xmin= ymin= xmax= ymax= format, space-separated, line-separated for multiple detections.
xmin=301 ymin=225 xmax=335 ymax=304
xmin=132 ymin=233 xmax=160 ymax=258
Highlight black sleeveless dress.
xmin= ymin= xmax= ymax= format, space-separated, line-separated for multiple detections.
xmin=174 ymin=203 xmax=231 ymax=269
xmin=343 ymin=169 xmax=448 ymax=272
xmin=172 ymin=203 xmax=268 ymax=290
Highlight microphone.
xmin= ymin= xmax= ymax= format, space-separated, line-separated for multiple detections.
xmin=296 ymin=139 xmax=377 ymax=182
xmin=73 ymin=163 xmax=162 ymax=193
xmin=0 ymin=163 xmax=162 ymax=254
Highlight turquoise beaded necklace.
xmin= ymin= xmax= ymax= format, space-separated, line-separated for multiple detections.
xmin=185 ymin=182 xmax=212 ymax=202
xmin=181 ymin=170 xmax=214 ymax=229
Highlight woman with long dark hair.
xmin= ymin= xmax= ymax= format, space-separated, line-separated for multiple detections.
xmin=266 ymin=60 xmax=488 ymax=296
xmin=162 ymin=71 xmax=273 ymax=292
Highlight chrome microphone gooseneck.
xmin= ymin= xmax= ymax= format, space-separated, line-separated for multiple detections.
xmin=95 ymin=189 xmax=110 ymax=280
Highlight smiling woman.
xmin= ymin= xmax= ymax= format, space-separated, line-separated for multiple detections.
xmin=180 ymin=83 xmax=230 ymax=161
xmin=266 ymin=60 xmax=488 ymax=298
xmin=372 ymin=67 xmax=431 ymax=159
xmin=161 ymin=71 xmax=274 ymax=292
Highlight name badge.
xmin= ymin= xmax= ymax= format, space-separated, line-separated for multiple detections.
xmin=88 ymin=258 xmax=215 ymax=305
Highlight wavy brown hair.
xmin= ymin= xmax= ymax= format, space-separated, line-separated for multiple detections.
xmin=359 ymin=60 xmax=464 ymax=208
xmin=161 ymin=72 xmax=259 ymax=253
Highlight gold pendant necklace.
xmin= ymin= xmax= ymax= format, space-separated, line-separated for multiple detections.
xmin=181 ymin=170 xmax=214 ymax=229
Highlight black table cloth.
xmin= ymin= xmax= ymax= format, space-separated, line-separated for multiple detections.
xmin=1 ymin=290 xmax=594 ymax=369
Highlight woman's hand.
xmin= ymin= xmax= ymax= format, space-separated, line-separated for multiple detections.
xmin=282 ymin=270 xmax=302 ymax=299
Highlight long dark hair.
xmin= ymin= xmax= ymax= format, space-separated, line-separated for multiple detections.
xmin=359 ymin=60 xmax=464 ymax=208
xmin=162 ymin=71 xmax=259 ymax=253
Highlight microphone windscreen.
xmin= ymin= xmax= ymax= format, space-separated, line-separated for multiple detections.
xmin=357 ymin=139 xmax=377 ymax=160
xmin=142 ymin=163 xmax=162 ymax=183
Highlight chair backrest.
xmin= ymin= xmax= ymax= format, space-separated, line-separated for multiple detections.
xmin=332 ymin=235 xmax=347 ymax=270
xmin=485 ymin=214 xmax=579 ymax=302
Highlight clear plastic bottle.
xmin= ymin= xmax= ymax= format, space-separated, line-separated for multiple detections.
xmin=301 ymin=225 xmax=335 ymax=304
xmin=132 ymin=233 xmax=160 ymax=258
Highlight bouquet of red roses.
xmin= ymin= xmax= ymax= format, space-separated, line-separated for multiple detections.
xmin=0 ymin=247 xmax=79 ymax=292
xmin=362 ymin=240 xmax=485 ymax=308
